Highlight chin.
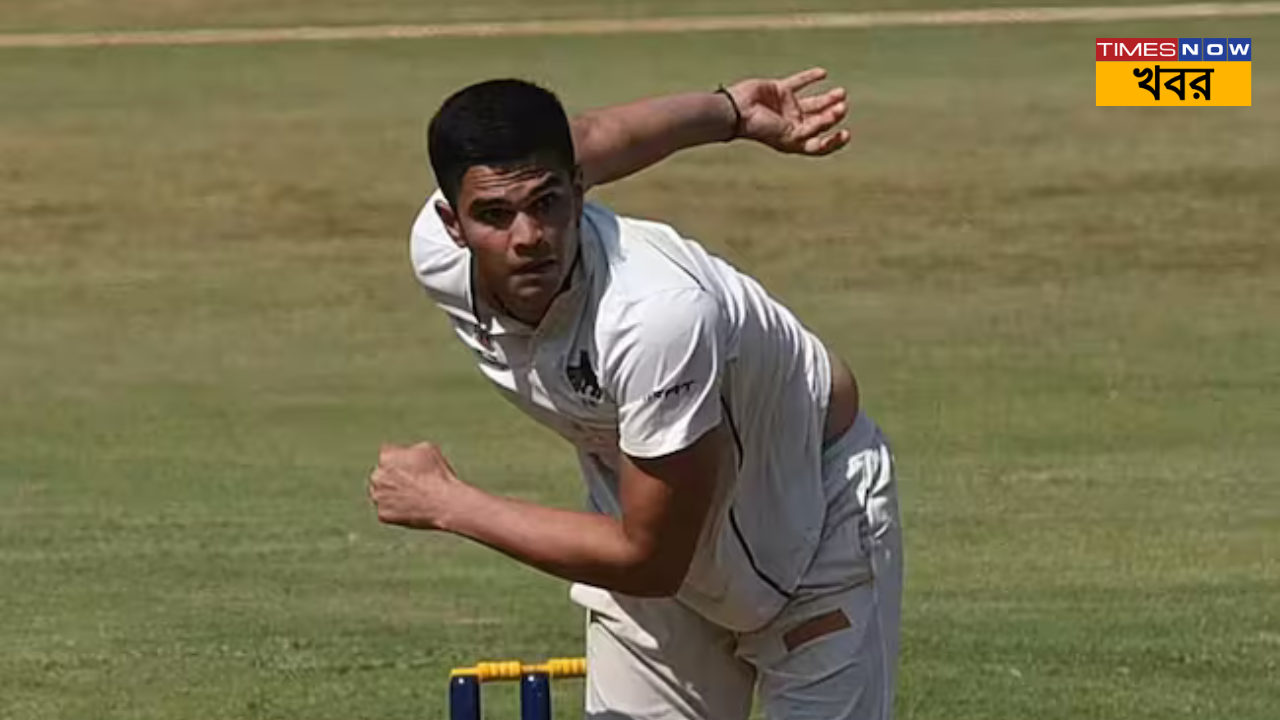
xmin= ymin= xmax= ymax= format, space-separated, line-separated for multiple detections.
xmin=503 ymin=285 xmax=554 ymax=316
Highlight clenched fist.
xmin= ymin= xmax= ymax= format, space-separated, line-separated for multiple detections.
xmin=368 ymin=442 xmax=463 ymax=531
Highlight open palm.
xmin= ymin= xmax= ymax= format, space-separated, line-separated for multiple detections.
xmin=730 ymin=67 xmax=850 ymax=156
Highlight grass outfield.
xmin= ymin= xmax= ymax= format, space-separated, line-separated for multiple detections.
xmin=0 ymin=0 xmax=1196 ymax=33
xmin=2 ymin=9 xmax=1278 ymax=720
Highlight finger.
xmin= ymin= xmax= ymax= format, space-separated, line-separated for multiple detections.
xmin=801 ymin=129 xmax=851 ymax=156
xmin=798 ymin=87 xmax=846 ymax=114
xmin=381 ymin=441 xmax=431 ymax=468
xmin=778 ymin=67 xmax=827 ymax=92
xmin=414 ymin=441 xmax=453 ymax=472
xmin=794 ymin=102 xmax=847 ymax=140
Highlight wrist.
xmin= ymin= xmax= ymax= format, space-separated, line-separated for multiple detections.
xmin=713 ymin=85 xmax=742 ymax=142
xmin=435 ymin=478 xmax=481 ymax=534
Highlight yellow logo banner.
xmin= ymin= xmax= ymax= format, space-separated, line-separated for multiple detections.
xmin=1096 ymin=61 xmax=1251 ymax=106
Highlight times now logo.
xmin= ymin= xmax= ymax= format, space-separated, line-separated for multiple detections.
xmin=1096 ymin=38 xmax=1252 ymax=61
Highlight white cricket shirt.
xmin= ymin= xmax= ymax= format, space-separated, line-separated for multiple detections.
xmin=410 ymin=191 xmax=835 ymax=631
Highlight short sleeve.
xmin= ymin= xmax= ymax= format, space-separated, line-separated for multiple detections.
xmin=604 ymin=289 xmax=724 ymax=459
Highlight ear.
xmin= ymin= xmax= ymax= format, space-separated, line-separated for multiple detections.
xmin=434 ymin=199 xmax=467 ymax=248
xmin=572 ymin=165 xmax=586 ymax=208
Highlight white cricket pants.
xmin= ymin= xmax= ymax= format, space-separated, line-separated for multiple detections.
xmin=572 ymin=412 xmax=904 ymax=720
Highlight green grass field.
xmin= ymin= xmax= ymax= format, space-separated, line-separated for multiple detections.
xmin=2 ymin=2 xmax=1278 ymax=718
xmin=0 ymin=0 xmax=1191 ymax=33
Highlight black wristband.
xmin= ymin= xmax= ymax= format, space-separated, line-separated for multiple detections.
xmin=714 ymin=85 xmax=742 ymax=142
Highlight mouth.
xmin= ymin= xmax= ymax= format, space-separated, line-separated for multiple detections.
xmin=515 ymin=257 xmax=557 ymax=276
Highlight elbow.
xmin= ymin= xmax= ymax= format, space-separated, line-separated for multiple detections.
xmin=622 ymin=556 xmax=690 ymax=598
xmin=630 ymin=575 xmax=682 ymax=599
xmin=570 ymin=111 xmax=598 ymax=150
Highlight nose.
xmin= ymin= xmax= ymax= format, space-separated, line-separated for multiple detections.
xmin=509 ymin=211 xmax=546 ymax=256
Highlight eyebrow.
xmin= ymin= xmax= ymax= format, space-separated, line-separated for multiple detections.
xmin=469 ymin=175 xmax=565 ymax=210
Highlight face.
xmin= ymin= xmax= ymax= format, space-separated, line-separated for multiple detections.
xmin=437 ymin=160 xmax=582 ymax=326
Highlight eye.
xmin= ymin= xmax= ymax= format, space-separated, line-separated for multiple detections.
xmin=530 ymin=192 xmax=561 ymax=215
xmin=476 ymin=207 xmax=515 ymax=227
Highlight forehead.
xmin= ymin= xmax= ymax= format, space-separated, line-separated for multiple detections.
xmin=460 ymin=162 xmax=567 ymax=203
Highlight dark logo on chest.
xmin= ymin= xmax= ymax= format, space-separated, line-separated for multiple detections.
xmin=566 ymin=349 xmax=603 ymax=403
xmin=649 ymin=380 xmax=695 ymax=402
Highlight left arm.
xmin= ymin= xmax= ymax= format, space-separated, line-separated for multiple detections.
xmin=573 ymin=67 xmax=850 ymax=189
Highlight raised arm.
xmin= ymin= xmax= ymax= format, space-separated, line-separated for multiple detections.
xmin=573 ymin=67 xmax=850 ymax=189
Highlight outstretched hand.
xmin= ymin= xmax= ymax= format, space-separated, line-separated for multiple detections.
xmin=729 ymin=67 xmax=850 ymax=156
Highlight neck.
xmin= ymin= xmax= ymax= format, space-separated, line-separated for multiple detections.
xmin=487 ymin=289 xmax=547 ymax=327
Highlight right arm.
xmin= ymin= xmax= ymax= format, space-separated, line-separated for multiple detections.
xmin=571 ymin=67 xmax=850 ymax=189
xmin=367 ymin=428 xmax=725 ymax=597
xmin=369 ymin=289 xmax=732 ymax=597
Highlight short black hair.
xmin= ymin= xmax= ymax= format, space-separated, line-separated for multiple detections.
xmin=427 ymin=79 xmax=576 ymax=205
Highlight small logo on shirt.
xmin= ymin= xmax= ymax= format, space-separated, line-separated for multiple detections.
xmin=471 ymin=325 xmax=508 ymax=369
xmin=566 ymin=350 xmax=603 ymax=403
xmin=649 ymin=380 xmax=695 ymax=402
